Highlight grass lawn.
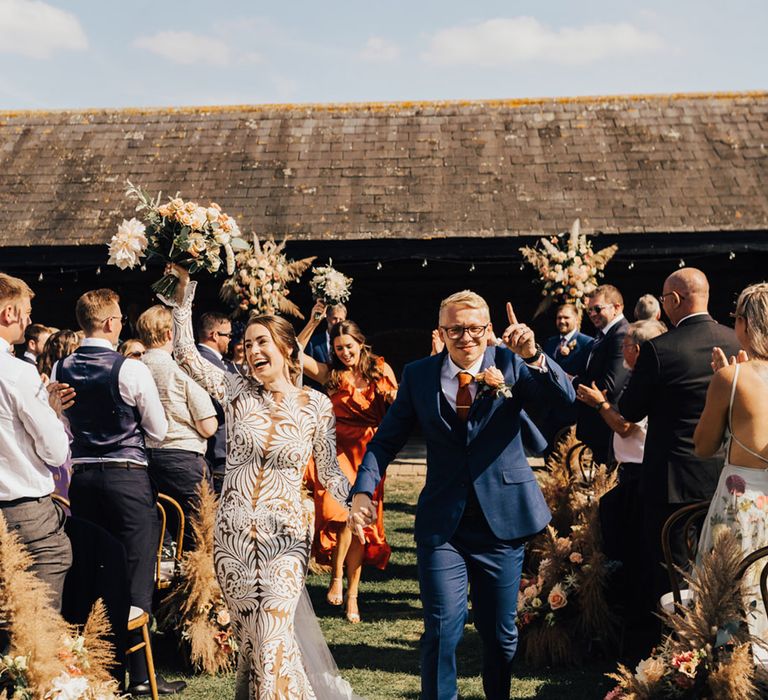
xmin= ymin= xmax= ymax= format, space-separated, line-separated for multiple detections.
xmin=157 ymin=475 xmax=614 ymax=699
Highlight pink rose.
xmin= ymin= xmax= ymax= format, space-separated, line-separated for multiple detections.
xmin=569 ymin=552 xmax=583 ymax=565
xmin=547 ymin=583 xmax=568 ymax=610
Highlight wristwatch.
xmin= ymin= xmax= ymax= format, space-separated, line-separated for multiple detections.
xmin=596 ymin=400 xmax=610 ymax=412
xmin=522 ymin=344 xmax=543 ymax=364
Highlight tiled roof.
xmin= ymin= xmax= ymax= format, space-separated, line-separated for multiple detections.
xmin=0 ymin=92 xmax=766 ymax=247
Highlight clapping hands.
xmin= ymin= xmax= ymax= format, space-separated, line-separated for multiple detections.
xmin=711 ymin=346 xmax=749 ymax=372
xmin=47 ymin=381 xmax=76 ymax=417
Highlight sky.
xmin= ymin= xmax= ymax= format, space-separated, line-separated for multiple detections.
xmin=0 ymin=0 xmax=765 ymax=110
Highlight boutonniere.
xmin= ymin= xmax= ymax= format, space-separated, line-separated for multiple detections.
xmin=475 ymin=366 xmax=513 ymax=399
xmin=559 ymin=339 xmax=578 ymax=357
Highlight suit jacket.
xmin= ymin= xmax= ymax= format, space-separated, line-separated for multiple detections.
xmin=304 ymin=328 xmax=330 ymax=393
xmin=351 ymin=346 xmax=576 ymax=546
xmin=197 ymin=344 xmax=236 ymax=467
xmin=619 ymin=314 xmax=740 ymax=504
xmin=574 ymin=317 xmax=630 ymax=464
xmin=543 ymin=331 xmax=594 ymax=377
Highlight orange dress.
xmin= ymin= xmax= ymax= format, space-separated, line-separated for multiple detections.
xmin=309 ymin=361 xmax=394 ymax=570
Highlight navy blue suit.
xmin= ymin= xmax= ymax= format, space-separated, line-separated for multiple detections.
xmin=542 ymin=331 xmax=594 ymax=378
xmin=304 ymin=328 xmax=330 ymax=393
xmin=352 ymin=346 xmax=575 ymax=699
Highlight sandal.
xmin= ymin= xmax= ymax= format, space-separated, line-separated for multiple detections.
xmin=345 ymin=594 xmax=361 ymax=624
xmin=326 ymin=577 xmax=343 ymax=606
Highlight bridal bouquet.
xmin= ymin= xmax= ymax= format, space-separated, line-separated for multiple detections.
xmin=107 ymin=181 xmax=248 ymax=298
xmin=220 ymin=235 xmax=315 ymax=319
xmin=520 ymin=218 xmax=618 ymax=316
xmin=309 ymin=263 xmax=352 ymax=308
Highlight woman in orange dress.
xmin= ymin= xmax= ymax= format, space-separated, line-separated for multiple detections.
xmin=300 ymin=308 xmax=396 ymax=623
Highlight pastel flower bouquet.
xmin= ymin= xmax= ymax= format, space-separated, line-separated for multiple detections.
xmin=107 ymin=181 xmax=248 ymax=298
xmin=220 ymin=235 xmax=315 ymax=319
xmin=520 ymin=218 xmax=618 ymax=316
xmin=309 ymin=263 xmax=352 ymax=315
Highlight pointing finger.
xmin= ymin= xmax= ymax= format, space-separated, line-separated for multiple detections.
xmin=506 ymin=302 xmax=518 ymax=325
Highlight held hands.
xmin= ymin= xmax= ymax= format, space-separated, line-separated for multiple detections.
xmin=348 ymin=493 xmax=376 ymax=545
xmin=164 ymin=263 xmax=190 ymax=304
xmin=500 ymin=302 xmax=537 ymax=357
xmin=47 ymin=381 xmax=76 ymax=417
xmin=711 ymin=346 xmax=749 ymax=372
xmin=576 ymin=381 xmax=606 ymax=408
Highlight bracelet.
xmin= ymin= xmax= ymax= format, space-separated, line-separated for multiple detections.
xmin=522 ymin=344 xmax=543 ymax=364
xmin=595 ymin=400 xmax=610 ymax=412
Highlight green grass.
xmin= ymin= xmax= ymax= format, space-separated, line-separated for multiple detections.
xmin=157 ymin=476 xmax=614 ymax=699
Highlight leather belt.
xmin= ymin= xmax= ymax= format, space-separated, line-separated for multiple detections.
xmin=73 ymin=462 xmax=147 ymax=473
xmin=0 ymin=495 xmax=47 ymax=508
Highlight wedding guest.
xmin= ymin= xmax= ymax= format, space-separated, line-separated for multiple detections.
xmin=304 ymin=302 xmax=347 ymax=391
xmin=196 ymin=311 xmax=236 ymax=493
xmin=54 ymin=289 xmax=183 ymax=696
xmin=165 ymin=264 xmax=353 ymax=698
xmin=350 ymin=292 xmax=575 ymax=700
xmin=300 ymin=301 xmax=396 ymax=623
xmin=21 ymin=322 xmax=53 ymax=365
xmin=137 ymin=305 xmax=217 ymax=551
xmin=37 ymin=329 xmax=83 ymax=503
xmin=694 ymin=281 xmax=768 ymax=666
xmin=619 ymin=268 xmax=739 ymax=619
xmin=634 ymin=293 xmax=662 ymax=322
xmin=576 ymin=319 xmax=666 ymax=638
xmin=0 ymin=273 xmax=73 ymax=609
xmin=117 ymin=338 xmax=145 ymax=359
xmin=574 ymin=284 xmax=630 ymax=464
xmin=542 ymin=303 xmax=594 ymax=378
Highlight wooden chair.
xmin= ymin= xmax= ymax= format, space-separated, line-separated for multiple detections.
xmin=126 ymin=607 xmax=159 ymax=700
xmin=50 ymin=493 xmax=70 ymax=509
xmin=659 ymin=501 xmax=711 ymax=612
xmin=155 ymin=493 xmax=185 ymax=591
xmin=565 ymin=441 xmax=599 ymax=491
xmin=736 ymin=545 xmax=768 ymax=615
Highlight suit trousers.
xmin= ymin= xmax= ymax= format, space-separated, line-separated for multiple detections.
xmin=417 ymin=510 xmax=525 ymax=700
xmin=69 ymin=467 xmax=160 ymax=683
xmin=0 ymin=496 xmax=72 ymax=610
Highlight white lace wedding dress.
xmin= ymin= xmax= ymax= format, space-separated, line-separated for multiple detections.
xmin=168 ymin=282 xmax=363 ymax=699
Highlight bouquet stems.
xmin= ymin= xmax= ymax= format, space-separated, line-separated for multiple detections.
xmin=151 ymin=273 xmax=179 ymax=299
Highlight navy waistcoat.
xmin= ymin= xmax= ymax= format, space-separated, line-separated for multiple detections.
xmin=58 ymin=346 xmax=146 ymax=462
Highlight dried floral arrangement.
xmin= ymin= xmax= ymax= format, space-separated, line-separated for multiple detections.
xmin=517 ymin=430 xmax=619 ymax=666
xmin=158 ymin=481 xmax=237 ymax=675
xmin=0 ymin=514 xmax=121 ymax=699
xmin=605 ymin=530 xmax=768 ymax=699
xmin=220 ymin=235 xmax=315 ymax=319
xmin=520 ymin=218 xmax=618 ymax=316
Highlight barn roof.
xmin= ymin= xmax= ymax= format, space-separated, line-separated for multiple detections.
xmin=1 ymin=91 xmax=766 ymax=247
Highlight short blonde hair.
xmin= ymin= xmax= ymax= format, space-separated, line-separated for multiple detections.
xmin=76 ymin=289 xmax=120 ymax=333
xmin=0 ymin=273 xmax=34 ymax=306
xmin=136 ymin=305 xmax=172 ymax=348
xmin=438 ymin=290 xmax=490 ymax=324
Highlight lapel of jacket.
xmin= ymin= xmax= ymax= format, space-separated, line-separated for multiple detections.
xmin=431 ymin=351 xmax=462 ymax=443
xmin=467 ymin=347 xmax=507 ymax=443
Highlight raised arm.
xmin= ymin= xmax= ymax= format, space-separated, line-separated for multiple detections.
xmin=297 ymin=300 xmax=327 ymax=349
xmin=311 ymin=395 xmax=350 ymax=506
xmin=160 ymin=264 xmax=231 ymax=404
xmin=302 ymin=352 xmax=330 ymax=385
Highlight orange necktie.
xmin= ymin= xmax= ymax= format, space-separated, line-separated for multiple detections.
xmin=456 ymin=371 xmax=474 ymax=423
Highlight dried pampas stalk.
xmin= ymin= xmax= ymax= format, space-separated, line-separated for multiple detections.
xmin=708 ymin=642 xmax=760 ymax=700
xmin=81 ymin=598 xmax=118 ymax=684
xmin=0 ymin=512 xmax=74 ymax=692
xmin=520 ymin=621 xmax=577 ymax=667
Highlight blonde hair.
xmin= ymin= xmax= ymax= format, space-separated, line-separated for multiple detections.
xmin=136 ymin=305 xmax=172 ymax=348
xmin=735 ymin=282 xmax=768 ymax=360
xmin=438 ymin=290 xmax=490 ymax=324
xmin=626 ymin=319 xmax=667 ymax=345
xmin=0 ymin=273 xmax=34 ymax=306
xmin=76 ymin=289 xmax=120 ymax=333
xmin=245 ymin=314 xmax=302 ymax=384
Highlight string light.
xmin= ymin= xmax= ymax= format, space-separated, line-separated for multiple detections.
xmin=376 ymin=261 xmax=382 ymax=270
xmin=469 ymin=263 xmax=476 ymax=272
xmin=627 ymin=262 xmax=635 ymax=270
xmin=678 ymin=259 xmax=685 ymax=268
xmin=38 ymin=272 xmax=43 ymax=282
xmin=140 ymin=264 xmax=147 ymax=272
xmin=519 ymin=263 xmax=525 ymax=271
xmin=96 ymin=266 xmax=102 ymax=275
xmin=422 ymin=258 xmax=428 ymax=268
xmin=728 ymin=251 xmax=736 ymax=260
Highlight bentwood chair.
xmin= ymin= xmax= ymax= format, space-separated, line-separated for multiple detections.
xmin=659 ymin=501 xmax=710 ymax=613
xmin=155 ymin=493 xmax=185 ymax=592
xmin=126 ymin=607 xmax=159 ymax=700
xmin=565 ymin=441 xmax=599 ymax=491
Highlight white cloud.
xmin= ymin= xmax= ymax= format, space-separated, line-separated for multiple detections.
xmin=359 ymin=37 xmax=400 ymax=63
xmin=423 ymin=16 xmax=663 ymax=67
xmin=133 ymin=31 xmax=232 ymax=66
xmin=0 ymin=0 xmax=87 ymax=59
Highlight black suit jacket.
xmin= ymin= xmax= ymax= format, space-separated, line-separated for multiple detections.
xmin=619 ymin=314 xmax=740 ymax=504
xmin=574 ymin=316 xmax=630 ymax=464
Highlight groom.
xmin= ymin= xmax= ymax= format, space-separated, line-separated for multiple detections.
xmin=350 ymin=291 xmax=575 ymax=700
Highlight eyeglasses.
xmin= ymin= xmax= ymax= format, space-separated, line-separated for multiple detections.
xmin=216 ymin=331 xmax=232 ymax=337
xmin=440 ymin=324 xmax=489 ymax=340
xmin=658 ymin=292 xmax=686 ymax=303
xmin=99 ymin=315 xmax=127 ymax=324
xmin=128 ymin=351 xmax=144 ymax=358
xmin=586 ymin=304 xmax=614 ymax=315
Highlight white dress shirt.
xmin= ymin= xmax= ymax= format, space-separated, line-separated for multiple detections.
xmin=23 ymin=351 xmax=36 ymax=363
xmin=52 ymin=338 xmax=167 ymax=463
xmin=440 ymin=355 xmax=485 ymax=411
xmin=0 ymin=337 xmax=69 ymax=500
xmin=676 ymin=312 xmax=709 ymax=327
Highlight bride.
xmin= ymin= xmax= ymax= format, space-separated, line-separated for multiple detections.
xmin=163 ymin=264 xmax=364 ymax=699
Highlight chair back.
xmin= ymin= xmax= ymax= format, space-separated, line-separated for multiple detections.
xmin=736 ymin=545 xmax=768 ymax=622
xmin=155 ymin=493 xmax=185 ymax=591
xmin=661 ymin=501 xmax=710 ymax=609
xmin=565 ymin=441 xmax=598 ymax=491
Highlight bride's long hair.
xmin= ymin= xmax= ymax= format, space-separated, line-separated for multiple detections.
xmin=245 ymin=314 xmax=302 ymax=384
xmin=326 ymin=320 xmax=384 ymax=392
